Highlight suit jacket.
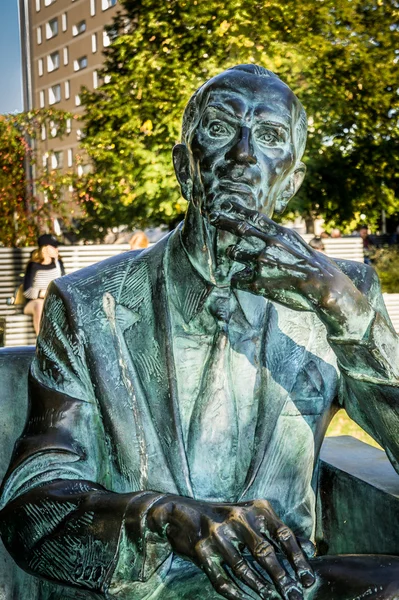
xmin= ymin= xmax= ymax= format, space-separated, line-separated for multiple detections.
xmin=1 ymin=228 xmax=399 ymax=599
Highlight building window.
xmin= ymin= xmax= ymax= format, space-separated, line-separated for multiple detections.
xmin=104 ymin=74 xmax=111 ymax=84
xmin=67 ymin=149 xmax=73 ymax=168
xmin=39 ymin=90 xmax=45 ymax=107
xmin=41 ymin=125 xmax=46 ymax=140
xmin=51 ymin=151 xmax=63 ymax=170
xmin=37 ymin=27 xmax=42 ymax=44
xmin=103 ymin=31 xmax=111 ymax=47
xmin=38 ymin=59 xmax=44 ymax=76
xmin=46 ymin=18 xmax=58 ymax=40
xmin=44 ymin=0 xmax=57 ymax=5
xmin=75 ymin=94 xmax=81 ymax=106
xmin=65 ymin=80 xmax=70 ymax=99
xmin=62 ymin=13 xmax=67 ymax=31
xmin=66 ymin=118 xmax=72 ymax=133
xmin=63 ymin=47 xmax=69 ymax=65
xmin=102 ymin=0 xmax=116 ymax=10
xmin=90 ymin=0 xmax=96 ymax=16
xmin=77 ymin=164 xmax=92 ymax=177
xmin=91 ymin=33 xmax=97 ymax=53
xmin=74 ymin=56 xmax=88 ymax=71
xmin=49 ymin=121 xmax=58 ymax=137
xmin=49 ymin=84 xmax=61 ymax=105
xmin=47 ymin=51 xmax=60 ymax=72
xmin=36 ymin=0 xmax=41 ymax=12
xmin=72 ymin=20 xmax=86 ymax=37
xmin=42 ymin=154 xmax=48 ymax=168
xmin=93 ymin=70 xmax=98 ymax=89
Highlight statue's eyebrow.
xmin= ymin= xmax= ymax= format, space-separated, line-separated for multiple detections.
xmin=204 ymin=103 xmax=240 ymax=119
xmin=254 ymin=119 xmax=290 ymax=133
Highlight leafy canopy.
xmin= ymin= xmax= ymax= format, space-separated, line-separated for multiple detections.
xmin=79 ymin=0 xmax=399 ymax=236
xmin=0 ymin=109 xmax=74 ymax=247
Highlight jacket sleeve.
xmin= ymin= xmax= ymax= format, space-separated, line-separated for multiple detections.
xmin=328 ymin=267 xmax=399 ymax=472
xmin=0 ymin=281 xmax=171 ymax=598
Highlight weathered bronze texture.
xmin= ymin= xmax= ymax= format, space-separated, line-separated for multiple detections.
xmin=1 ymin=65 xmax=399 ymax=599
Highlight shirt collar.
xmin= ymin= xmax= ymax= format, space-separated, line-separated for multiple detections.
xmin=167 ymin=225 xmax=268 ymax=330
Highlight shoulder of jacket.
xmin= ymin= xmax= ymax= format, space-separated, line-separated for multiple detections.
xmin=334 ymin=258 xmax=379 ymax=297
xmin=50 ymin=236 xmax=170 ymax=305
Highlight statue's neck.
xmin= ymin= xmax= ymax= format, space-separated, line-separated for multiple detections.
xmin=181 ymin=203 xmax=239 ymax=287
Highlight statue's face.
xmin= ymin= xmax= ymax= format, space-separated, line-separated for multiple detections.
xmin=188 ymin=72 xmax=299 ymax=218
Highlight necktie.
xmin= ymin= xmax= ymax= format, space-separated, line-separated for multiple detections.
xmin=187 ymin=288 xmax=239 ymax=502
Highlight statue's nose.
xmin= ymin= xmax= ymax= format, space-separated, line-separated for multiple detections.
xmin=225 ymin=126 xmax=257 ymax=165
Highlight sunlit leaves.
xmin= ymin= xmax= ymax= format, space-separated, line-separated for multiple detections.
xmin=0 ymin=110 xmax=74 ymax=247
xmin=79 ymin=0 xmax=399 ymax=235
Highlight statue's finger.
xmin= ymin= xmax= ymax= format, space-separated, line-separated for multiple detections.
xmin=257 ymin=251 xmax=319 ymax=276
xmin=227 ymin=246 xmax=260 ymax=264
xmin=196 ymin=542 xmax=252 ymax=600
xmin=209 ymin=212 xmax=269 ymax=242
xmin=220 ymin=200 xmax=278 ymax=236
xmin=213 ymin=531 xmax=278 ymax=599
xmin=274 ymin=526 xmax=315 ymax=589
xmin=244 ymin=534 xmax=303 ymax=600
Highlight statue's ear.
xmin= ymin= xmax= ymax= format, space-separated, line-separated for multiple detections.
xmin=274 ymin=162 xmax=306 ymax=214
xmin=173 ymin=143 xmax=193 ymax=201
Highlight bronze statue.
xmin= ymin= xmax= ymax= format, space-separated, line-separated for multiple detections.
xmin=1 ymin=65 xmax=399 ymax=600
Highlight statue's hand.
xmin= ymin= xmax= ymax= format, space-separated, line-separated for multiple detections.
xmin=210 ymin=201 xmax=373 ymax=337
xmin=147 ymin=496 xmax=315 ymax=600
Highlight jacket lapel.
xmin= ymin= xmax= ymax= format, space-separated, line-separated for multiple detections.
xmin=116 ymin=233 xmax=193 ymax=497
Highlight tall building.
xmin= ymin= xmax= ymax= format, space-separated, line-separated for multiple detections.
xmin=19 ymin=0 xmax=118 ymax=219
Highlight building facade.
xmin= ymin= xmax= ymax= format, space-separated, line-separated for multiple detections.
xmin=19 ymin=0 xmax=118 ymax=221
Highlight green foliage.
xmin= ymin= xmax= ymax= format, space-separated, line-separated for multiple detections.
xmin=79 ymin=0 xmax=399 ymax=235
xmin=372 ymin=246 xmax=399 ymax=293
xmin=0 ymin=109 xmax=74 ymax=247
xmin=0 ymin=116 xmax=34 ymax=246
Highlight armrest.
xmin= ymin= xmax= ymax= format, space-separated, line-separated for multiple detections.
xmin=317 ymin=435 xmax=399 ymax=555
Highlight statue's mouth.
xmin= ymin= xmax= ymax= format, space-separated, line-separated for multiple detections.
xmin=218 ymin=179 xmax=255 ymax=197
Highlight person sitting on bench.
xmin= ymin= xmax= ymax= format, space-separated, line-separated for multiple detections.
xmin=23 ymin=234 xmax=65 ymax=335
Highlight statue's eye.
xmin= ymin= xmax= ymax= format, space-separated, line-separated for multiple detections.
xmin=256 ymin=129 xmax=279 ymax=146
xmin=208 ymin=121 xmax=232 ymax=138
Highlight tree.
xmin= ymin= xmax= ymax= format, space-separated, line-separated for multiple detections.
xmin=0 ymin=109 xmax=74 ymax=247
xmin=79 ymin=0 xmax=399 ymax=235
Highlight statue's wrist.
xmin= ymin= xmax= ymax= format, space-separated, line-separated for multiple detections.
xmin=316 ymin=289 xmax=374 ymax=340
xmin=146 ymin=494 xmax=175 ymax=537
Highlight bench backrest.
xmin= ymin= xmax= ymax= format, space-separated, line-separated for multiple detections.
xmin=301 ymin=235 xmax=364 ymax=263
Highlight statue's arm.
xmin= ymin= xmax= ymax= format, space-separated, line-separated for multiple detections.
xmin=1 ymin=478 xmax=167 ymax=593
xmin=208 ymin=201 xmax=399 ymax=468
xmin=0 ymin=283 xmax=170 ymax=594
xmin=328 ymin=267 xmax=399 ymax=470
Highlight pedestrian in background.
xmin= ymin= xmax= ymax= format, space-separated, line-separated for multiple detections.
xmin=23 ymin=234 xmax=65 ymax=334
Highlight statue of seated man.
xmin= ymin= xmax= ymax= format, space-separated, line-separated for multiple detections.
xmin=2 ymin=64 xmax=399 ymax=600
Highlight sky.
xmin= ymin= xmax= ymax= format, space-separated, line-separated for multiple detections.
xmin=0 ymin=0 xmax=23 ymax=114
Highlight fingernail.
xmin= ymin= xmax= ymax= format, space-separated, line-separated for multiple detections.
xmin=287 ymin=589 xmax=303 ymax=600
xmin=208 ymin=212 xmax=220 ymax=225
xmin=300 ymin=571 xmax=315 ymax=588
xmin=221 ymin=200 xmax=233 ymax=212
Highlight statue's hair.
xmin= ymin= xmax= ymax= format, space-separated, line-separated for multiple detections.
xmin=181 ymin=64 xmax=307 ymax=162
